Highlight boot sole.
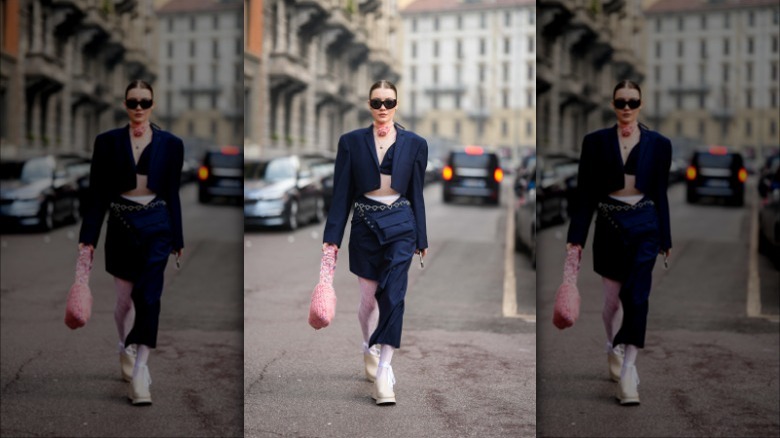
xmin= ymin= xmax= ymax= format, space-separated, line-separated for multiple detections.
xmin=617 ymin=396 xmax=640 ymax=405
xmin=131 ymin=398 xmax=152 ymax=406
xmin=375 ymin=397 xmax=396 ymax=405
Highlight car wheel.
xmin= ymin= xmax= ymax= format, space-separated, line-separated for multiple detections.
xmin=198 ymin=189 xmax=211 ymax=204
xmin=39 ymin=200 xmax=54 ymax=231
xmin=69 ymin=198 xmax=81 ymax=223
xmin=313 ymin=197 xmax=326 ymax=224
xmin=285 ymin=199 xmax=299 ymax=230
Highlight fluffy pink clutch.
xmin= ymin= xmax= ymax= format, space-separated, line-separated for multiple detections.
xmin=553 ymin=246 xmax=581 ymax=330
xmin=65 ymin=246 xmax=93 ymax=330
xmin=309 ymin=246 xmax=337 ymax=330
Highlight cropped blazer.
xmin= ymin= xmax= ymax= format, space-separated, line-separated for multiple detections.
xmin=567 ymin=125 xmax=673 ymax=251
xmin=323 ymin=124 xmax=429 ymax=250
xmin=79 ymin=125 xmax=185 ymax=250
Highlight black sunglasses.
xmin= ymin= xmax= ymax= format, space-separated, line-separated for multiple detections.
xmin=126 ymin=99 xmax=153 ymax=110
xmin=614 ymin=99 xmax=641 ymax=110
xmin=369 ymin=98 xmax=397 ymax=110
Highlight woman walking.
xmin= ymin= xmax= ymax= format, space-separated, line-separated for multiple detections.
xmin=567 ymin=80 xmax=672 ymax=405
xmin=79 ymin=80 xmax=184 ymax=405
xmin=323 ymin=80 xmax=428 ymax=405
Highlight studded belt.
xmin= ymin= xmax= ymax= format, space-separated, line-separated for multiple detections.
xmin=353 ymin=199 xmax=410 ymax=213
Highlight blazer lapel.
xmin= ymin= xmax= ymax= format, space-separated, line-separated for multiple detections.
xmin=608 ymin=125 xmax=623 ymax=169
xmin=392 ymin=128 xmax=408 ymax=180
xmin=121 ymin=125 xmax=135 ymax=168
xmin=363 ymin=126 xmax=380 ymax=170
xmin=636 ymin=127 xmax=653 ymax=185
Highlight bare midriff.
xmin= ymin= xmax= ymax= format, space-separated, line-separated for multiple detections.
xmin=365 ymin=174 xmax=399 ymax=198
xmin=610 ymin=174 xmax=643 ymax=197
xmin=122 ymin=174 xmax=156 ymax=197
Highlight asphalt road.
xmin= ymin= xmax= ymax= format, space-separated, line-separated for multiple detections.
xmin=536 ymin=182 xmax=780 ymax=437
xmin=0 ymin=184 xmax=244 ymax=437
xmin=244 ymin=182 xmax=537 ymax=438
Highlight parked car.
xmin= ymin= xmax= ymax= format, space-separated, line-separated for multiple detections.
xmin=442 ymin=146 xmax=503 ymax=205
xmin=0 ymin=154 xmax=83 ymax=231
xmin=514 ymin=164 xmax=536 ymax=269
xmin=55 ymin=152 xmax=92 ymax=217
xmin=300 ymin=153 xmax=336 ymax=213
xmin=758 ymin=153 xmax=779 ymax=200
xmin=244 ymin=155 xmax=325 ymax=230
xmin=537 ymin=153 xmax=579 ymax=226
xmin=686 ymin=146 xmax=747 ymax=206
xmin=758 ymin=164 xmax=780 ymax=269
xmin=197 ymin=146 xmax=244 ymax=203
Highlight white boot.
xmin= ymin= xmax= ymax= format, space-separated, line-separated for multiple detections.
xmin=616 ymin=365 xmax=640 ymax=405
xmin=372 ymin=362 xmax=396 ymax=405
xmin=364 ymin=344 xmax=380 ymax=383
xmin=128 ymin=365 xmax=152 ymax=405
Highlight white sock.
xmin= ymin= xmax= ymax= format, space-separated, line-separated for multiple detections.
xmin=620 ymin=344 xmax=638 ymax=380
xmin=132 ymin=344 xmax=150 ymax=380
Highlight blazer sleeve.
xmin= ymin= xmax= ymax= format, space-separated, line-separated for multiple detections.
xmin=567 ymin=134 xmax=598 ymax=246
xmin=408 ymin=140 xmax=429 ymax=249
xmin=656 ymin=137 xmax=673 ymax=251
xmin=167 ymin=137 xmax=185 ymax=250
xmin=78 ymin=134 xmax=111 ymax=246
xmin=323 ymin=135 xmax=354 ymax=247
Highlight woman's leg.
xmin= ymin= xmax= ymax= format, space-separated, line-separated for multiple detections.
xmin=134 ymin=344 xmax=151 ymax=378
xmin=114 ymin=277 xmax=135 ymax=344
xmin=602 ymin=277 xmax=623 ymax=344
xmin=357 ymin=277 xmax=379 ymax=345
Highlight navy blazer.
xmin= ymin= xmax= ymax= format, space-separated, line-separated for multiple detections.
xmin=567 ymin=125 xmax=672 ymax=251
xmin=323 ymin=125 xmax=429 ymax=250
xmin=79 ymin=125 xmax=184 ymax=250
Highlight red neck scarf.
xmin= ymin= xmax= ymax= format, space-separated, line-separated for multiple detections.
xmin=131 ymin=122 xmax=149 ymax=138
xmin=619 ymin=122 xmax=637 ymax=138
xmin=375 ymin=122 xmax=392 ymax=137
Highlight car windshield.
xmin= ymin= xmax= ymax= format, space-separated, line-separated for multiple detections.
xmin=244 ymin=161 xmax=261 ymax=180
xmin=453 ymin=154 xmax=492 ymax=168
xmin=258 ymin=158 xmax=296 ymax=181
xmin=698 ymin=154 xmax=735 ymax=168
xmin=20 ymin=157 xmax=55 ymax=182
xmin=0 ymin=161 xmax=24 ymax=181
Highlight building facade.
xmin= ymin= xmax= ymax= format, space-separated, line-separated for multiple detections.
xmin=537 ymin=0 xmax=647 ymax=154
xmin=156 ymin=0 xmax=244 ymax=147
xmin=0 ymin=0 xmax=158 ymax=156
xmin=644 ymin=0 xmax=780 ymax=157
xmin=244 ymin=0 xmax=402 ymax=157
xmin=400 ymin=0 xmax=535 ymax=159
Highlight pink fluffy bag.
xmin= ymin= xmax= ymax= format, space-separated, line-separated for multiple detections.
xmin=553 ymin=245 xmax=581 ymax=330
xmin=308 ymin=245 xmax=337 ymax=330
xmin=65 ymin=246 xmax=94 ymax=330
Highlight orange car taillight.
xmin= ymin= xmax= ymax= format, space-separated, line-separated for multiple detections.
xmin=442 ymin=166 xmax=453 ymax=181
xmin=686 ymin=166 xmax=697 ymax=181
xmin=738 ymin=168 xmax=747 ymax=183
xmin=198 ymin=166 xmax=209 ymax=181
xmin=494 ymin=168 xmax=504 ymax=183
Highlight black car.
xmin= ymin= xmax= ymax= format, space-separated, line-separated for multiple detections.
xmin=300 ymin=153 xmax=336 ymax=213
xmin=686 ymin=147 xmax=747 ymax=206
xmin=198 ymin=146 xmax=244 ymax=203
xmin=537 ymin=154 xmax=579 ymax=226
xmin=0 ymin=154 xmax=83 ymax=231
xmin=758 ymin=162 xmax=780 ymax=269
xmin=514 ymin=164 xmax=536 ymax=269
xmin=244 ymin=155 xmax=325 ymax=230
xmin=442 ymin=146 xmax=503 ymax=205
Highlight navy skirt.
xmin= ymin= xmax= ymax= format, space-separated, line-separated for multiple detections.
xmin=348 ymin=196 xmax=417 ymax=349
xmin=105 ymin=197 xmax=174 ymax=348
xmin=593 ymin=197 xmax=661 ymax=348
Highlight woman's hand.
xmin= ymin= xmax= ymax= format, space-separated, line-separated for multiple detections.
xmin=566 ymin=243 xmax=582 ymax=251
xmin=172 ymin=248 xmax=183 ymax=258
xmin=322 ymin=243 xmax=338 ymax=251
xmin=78 ymin=243 xmax=94 ymax=252
xmin=660 ymin=248 xmax=671 ymax=259
xmin=415 ymin=248 xmax=428 ymax=258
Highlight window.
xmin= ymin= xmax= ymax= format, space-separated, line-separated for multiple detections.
xmin=526 ymin=120 xmax=532 ymax=137
xmin=411 ymin=42 xmax=417 ymax=58
xmin=724 ymin=12 xmax=730 ymax=29
xmin=723 ymin=64 xmax=730 ymax=81
xmin=676 ymin=94 xmax=682 ymax=110
xmin=168 ymin=18 xmax=174 ymax=32
xmin=456 ymin=65 xmax=461 ymax=83
xmin=654 ymin=65 xmax=661 ymax=83
xmin=701 ymin=15 xmax=706 ymax=29
xmin=505 ymin=11 xmax=511 ymax=27
xmin=678 ymin=16 xmax=684 ymax=31
xmin=746 ymin=90 xmax=752 ymax=109
xmin=432 ymin=120 xmax=438 ymax=135
xmin=747 ymin=62 xmax=753 ymax=81
xmin=699 ymin=64 xmax=706 ymax=83
xmin=527 ymin=63 xmax=533 ymax=80
xmin=168 ymin=41 xmax=173 ymax=58
xmin=166 ymin=65 xmax=172 ymax=82
xmin=676 ymin=120 xmax=682 ymax=136
xmin=699 ymin=94 xmax=706 ymax=109
xmin=188 ymin=93 xmax=194 ymax=108
xmin=211 ymin=94 xmax=217 ymax=109
xmin=773 ymin=36 xmax=778 ymax=53
xmin=745 ymin=120 xmax=752 ymax=136
xmin=699 ymin=120 xmax=705 ymax=136
xmin=190 ymin=16 xmax=196 ymax=31
xmin=504 ymin=37 xmax=510 ymax=54
xmin=213 ymin=15 xmax=219 ymax=29
xmin=529 ymin=9 xmax=535 ymax=24
xmin=748 ymin=11 xmax=755 ymax=26
xmin=677 ymin=65 xmax=683 ymax=82
xmin=457 ymin=16 xmax=462 ymax=30
xmin=213 ymin=40 xmax=219 ymax=58
xmin=656 ymin=19 xmax=661 ymax=32
xmin=410 ymin=66 xmax=416 ymax=82
xmin=455 ymin=94 xmax=461 ymax=109
xmin=724 ymin=38 xmax=729 ymax=55
xmin=189 ymin=65 xmax=195 ymax=83
xmin=504 ymin=62 xmax=510 ymax=82
xmin=772 ymin=62 xmax=778 ymax=81
xmin=502 ymin=120 xmax=508 ymax=136
xmin=772 ymin=120 xmax=778 ymax=136
xmin=188 ymin=120 xmax=194 ymax=136
xmin=479 ymin=64 xmax=485 ymax=82
xmin=433 ymin=40 xmax=439 ymax=57
xmin=654 ymin=91 xmax=661 ymax=109
xmin=747 ymin=37 xmax=754 ymax=54
xmin=190 ymin=40 xmax=195 ymax=57
xmin=457 ymin=40 xmax=462 ymax=58
xmin=503 ymin=90 xmax=509 ymax=108
xmin=480 ymin=38 xmax=486 ymax=55
xmin=236 ymin=37 xmax=241 ymax=55
xmin=700 ymin=40 xmax=707 ymax=58
xmin=678 ymin=40 xmax=684 ymax=57
xmin=655 ymin=41 xmax=661 ymax=57
xmin=412 ymin=18 xmax=417 ymax=32
xmin=455 ymin=120 xmax=461 ymax=135
xmin=432 ymin=65 xmax=438 ymax=82
xmin=481 ymin=13 xmax=486 ymax=29
xmin=212 ymin=64 xmax=218 ymax=83
xmin=528 ymin=36 xmax=535 ymax=53
xmin=434 ymin=17 xmax=439 ymax=31
xmin=526 ymin=90 xmax=533 ymax=107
